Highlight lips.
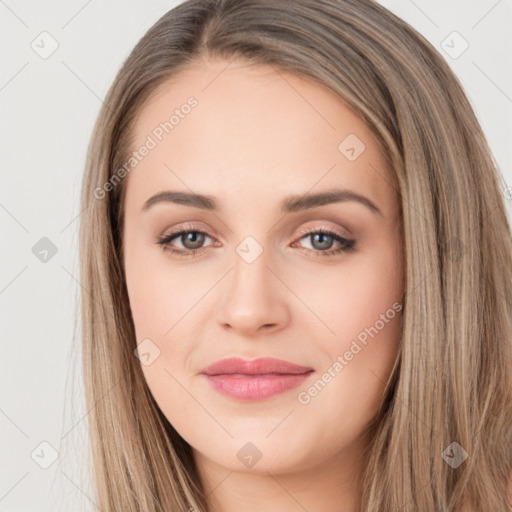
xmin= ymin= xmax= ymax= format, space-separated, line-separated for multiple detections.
xmin=200 ymin=357 xmax=314 ymax=376
xmin=200 ymin=357 xmax=315 ymax=401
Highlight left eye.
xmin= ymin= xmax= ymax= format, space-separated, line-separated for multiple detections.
xmin=157 ymin=229 xmax=213 ymax=254
xmin=292 ymin=229 xmax=356 ymax=256
xmin=156 ymin=227 xmax=356 ymax=258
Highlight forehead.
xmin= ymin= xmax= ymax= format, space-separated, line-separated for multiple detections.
xmin=124 ymin=58 xmax=397 ymax=216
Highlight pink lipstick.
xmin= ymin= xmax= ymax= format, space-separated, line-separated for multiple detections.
xmin=200 ymin=357 xmax=314 ymax=401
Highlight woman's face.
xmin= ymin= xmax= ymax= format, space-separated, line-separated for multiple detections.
xmin=122 ymin=57 xmax=404 ymax=477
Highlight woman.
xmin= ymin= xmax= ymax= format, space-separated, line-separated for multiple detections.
xmin=78 ymin=0 xmax=512 ymax=510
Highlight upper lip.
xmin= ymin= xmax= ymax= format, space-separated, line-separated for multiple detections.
xmin=200 ymin=357 xmax=314 ymax=376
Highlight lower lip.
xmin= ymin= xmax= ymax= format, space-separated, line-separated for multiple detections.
xmin=203 ymin=372 xmax=314 ymax=401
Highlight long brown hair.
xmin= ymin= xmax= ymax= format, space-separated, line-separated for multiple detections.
xmin=77 ymin=0 xmax=512 ymax=510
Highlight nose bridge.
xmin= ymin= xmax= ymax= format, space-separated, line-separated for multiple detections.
xmin=230 ymin=237 xmax=272 ymax=301
xmin=218 ymin=235 xmax=286 ymax=332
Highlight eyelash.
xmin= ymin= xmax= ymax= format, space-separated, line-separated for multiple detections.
xmin=156 ymin=223 xmax=356 ymax=259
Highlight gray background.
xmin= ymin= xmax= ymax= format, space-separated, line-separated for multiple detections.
xmin=1 ymin=0 xmax=511 ymax=510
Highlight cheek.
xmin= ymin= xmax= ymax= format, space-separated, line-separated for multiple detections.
xmin=292 ymin=271 xmax=401 ymax=446
xmin=299 ymin=240 xmax=403 ymax=398
xmin=125 ymin=247 xmax=199 ymax=341
xmin=125 ymin=250 xmax=208 ymax=398
xmin=301 ymin=239 xmax=403 ymax=344
xmin=125 ymin=256 xmax=201 ymax=416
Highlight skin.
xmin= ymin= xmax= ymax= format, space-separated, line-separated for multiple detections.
xmin=122 ymin=56 xmax=404 ymax=512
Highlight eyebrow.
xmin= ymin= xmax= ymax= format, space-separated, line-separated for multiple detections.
xmin=141 ymin=188 xmax=383 ymax=216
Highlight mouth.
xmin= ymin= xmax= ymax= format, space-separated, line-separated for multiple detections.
xmin=200 ymin=357 xmax=315 ymax=401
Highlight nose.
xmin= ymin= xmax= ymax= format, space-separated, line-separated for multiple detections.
xmin=217 ymin=247 xmax=289 ymax=337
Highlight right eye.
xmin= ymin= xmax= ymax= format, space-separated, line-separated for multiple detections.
xmin=156 ymin=226 xmax=216 ymax=257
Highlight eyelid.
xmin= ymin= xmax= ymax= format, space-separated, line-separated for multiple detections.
xmin=295 ymin=222 xmax=351 ymax=240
